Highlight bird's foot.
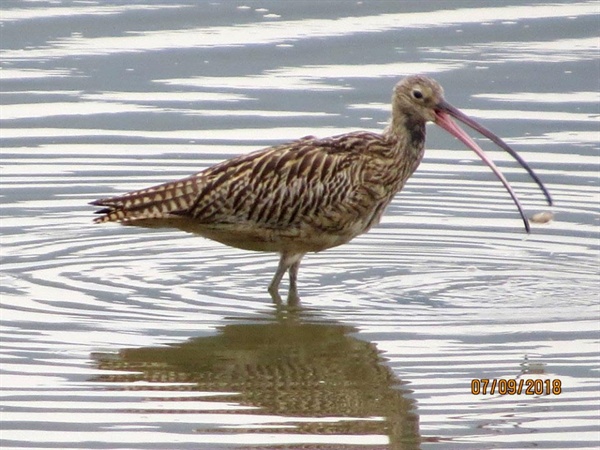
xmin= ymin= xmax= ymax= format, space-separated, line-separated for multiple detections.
xmin=268 ymin=285 xmax=300 ymax=306
xmin=286 ymin=287 xmax=300 ymax=307
xmin=268 ymin=285 xmax=284 ymax=305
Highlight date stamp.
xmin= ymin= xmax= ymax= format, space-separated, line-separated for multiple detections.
xmin=471 ymin=378 xmax=562 ymax=395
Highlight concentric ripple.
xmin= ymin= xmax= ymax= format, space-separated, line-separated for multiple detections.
xmin=1 ymin=1 xmax=598 ymax=449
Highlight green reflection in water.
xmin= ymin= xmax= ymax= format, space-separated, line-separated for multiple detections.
xmin=92 ymin=306 xmax=420 ymax=449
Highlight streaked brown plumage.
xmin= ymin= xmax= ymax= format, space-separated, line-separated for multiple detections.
xmin=91 ymin=75 xmax=552 ymax=303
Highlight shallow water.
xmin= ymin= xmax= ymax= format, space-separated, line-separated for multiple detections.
xmin=1 ymin=1 xmax=599 ymax=449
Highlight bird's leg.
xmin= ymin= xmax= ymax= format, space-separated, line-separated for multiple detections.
xmin=287 ymin=257 xmax=303 ymax=306
xmin=268 ymin=256 xmax=288 ymax=304
xmin=268 ymin=252 xmax=304 ymax=305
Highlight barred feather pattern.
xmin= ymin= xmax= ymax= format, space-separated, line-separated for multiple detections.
xmin=92 ymin=129 xmax=425 ymax=253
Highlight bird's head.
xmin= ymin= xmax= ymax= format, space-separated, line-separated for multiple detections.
xmin=393 ymin=75 xmax=445 ymax=123
xmin=392 ymin=75 xmax=553 ymax=232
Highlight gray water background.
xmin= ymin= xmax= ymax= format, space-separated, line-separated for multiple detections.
xmin=1 ymin=1 xmax=599 ymax=449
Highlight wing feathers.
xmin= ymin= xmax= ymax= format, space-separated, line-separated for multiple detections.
xmin=92 ymin=132 xmax=387 ymax=232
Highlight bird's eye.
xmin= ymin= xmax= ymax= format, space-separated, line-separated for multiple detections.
xmin=412 ymin=89 xmax=423 ymax=99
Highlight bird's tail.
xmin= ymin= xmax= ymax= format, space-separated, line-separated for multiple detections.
xmin=91 ymin=176 xmax=200 ymax=223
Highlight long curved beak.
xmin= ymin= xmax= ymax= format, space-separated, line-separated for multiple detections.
xmin=434 ymin=99 xmax=553 ymax=233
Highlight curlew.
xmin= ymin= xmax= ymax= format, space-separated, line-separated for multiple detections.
xmin=91 ymin=75 xmax=552 ymax=303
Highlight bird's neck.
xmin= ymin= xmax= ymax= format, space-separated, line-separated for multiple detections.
xmin=384 ymin=111 xmax=427 ymax=162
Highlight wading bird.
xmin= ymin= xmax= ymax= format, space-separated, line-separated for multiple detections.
xmin=91 ymin=75 xmax=552 ymax=303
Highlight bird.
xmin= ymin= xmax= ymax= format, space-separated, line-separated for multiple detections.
xmin=91 ymin=75 xmax=552 ymax=304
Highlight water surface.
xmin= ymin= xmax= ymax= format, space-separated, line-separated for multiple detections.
xmin=1 ymin=1 xmax=598 ymax=449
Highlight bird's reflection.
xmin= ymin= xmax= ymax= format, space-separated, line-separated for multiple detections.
xmin=91 ymin=304 xmax=420 ymax=449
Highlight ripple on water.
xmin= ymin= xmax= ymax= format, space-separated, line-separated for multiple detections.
xmin=2 ymin=2 xmax=599 ymax=446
